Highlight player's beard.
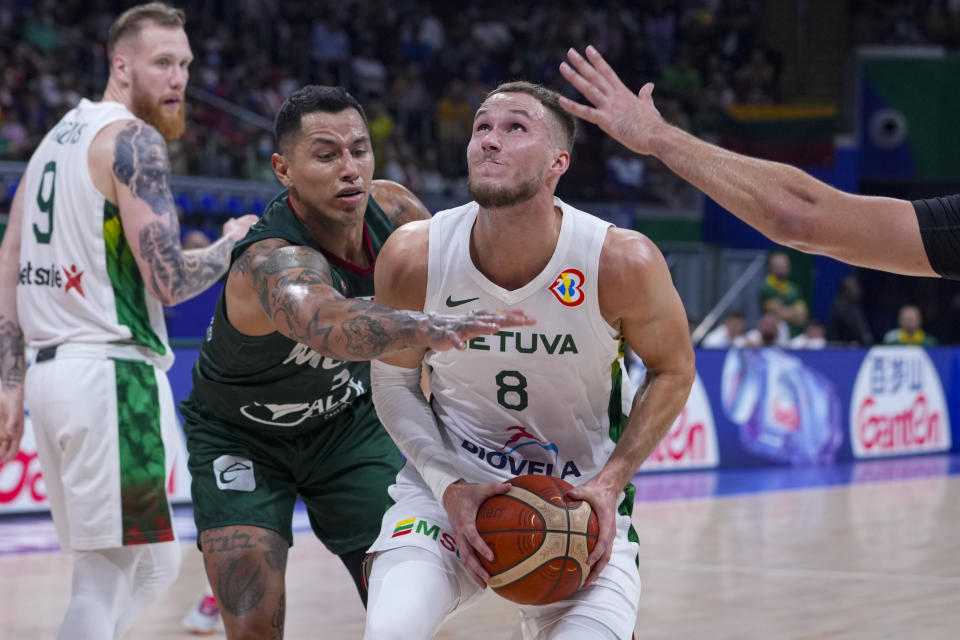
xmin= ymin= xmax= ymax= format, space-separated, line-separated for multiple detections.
xmin=468 ymin=169 xmax=543 ymax=209
xmin=131 ymin=80 xmax=186 ymax=141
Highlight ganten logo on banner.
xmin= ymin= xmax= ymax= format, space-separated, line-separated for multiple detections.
xmin=850 ymin=346 xmax=951 ymax=458
xmin=550 ymin=269 xmax=585 ymax=306
xmin=640 ymin=374 xmax=719 ymax=471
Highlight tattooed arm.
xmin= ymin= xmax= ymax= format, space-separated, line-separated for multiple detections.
xmin=92 ymin=119 xmax=256 ymax=306
xmin=224 ymin=233 xmax=532 ymax=361
xmin=0 ymin=178 xmax=26 ymax=463
xmin=370 ymin=179 xmax=432 ymax=227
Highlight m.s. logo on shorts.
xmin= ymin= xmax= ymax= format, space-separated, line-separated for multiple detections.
xmin=213 ymin=455 xmax=256 ymax=492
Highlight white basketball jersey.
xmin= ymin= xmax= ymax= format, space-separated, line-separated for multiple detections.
xmin=17 ymin=99 xmax=173 ymax=370
xmin=424 ymin=197 xmax=632 ymax=487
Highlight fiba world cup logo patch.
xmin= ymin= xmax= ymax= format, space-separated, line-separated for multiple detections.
xmin=550 ymin=269 xmax=585 ymax=306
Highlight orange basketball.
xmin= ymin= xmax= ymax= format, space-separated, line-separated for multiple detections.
xmin=475 ymin=474 xmax=598 ymax=605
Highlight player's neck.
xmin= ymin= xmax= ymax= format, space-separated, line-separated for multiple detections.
xmin=101 ymin=81 xmax=132 ymax=111
xmin=471 ymin=197 xmax=562 ymax=291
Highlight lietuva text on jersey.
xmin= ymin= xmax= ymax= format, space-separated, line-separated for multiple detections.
xmin=467 ymin=331 xmax=578 ymax=354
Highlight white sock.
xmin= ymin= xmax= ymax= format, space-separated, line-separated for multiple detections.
xmin=57 ymin=542 xmax=180 ymax=640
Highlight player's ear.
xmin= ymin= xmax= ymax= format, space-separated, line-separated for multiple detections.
xmin=112 ymin=53 xmax=131 ymax=87
xmin=550 ymin=149 xmax=570 ymax=177
xmin=272 ymin=152 xmax=293 ymax=188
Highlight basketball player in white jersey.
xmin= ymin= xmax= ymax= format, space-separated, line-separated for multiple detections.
xmin=0 ymin=4 xmax=256 ymax=638
xmin=363 ymin=82 xmax=695 ymax=639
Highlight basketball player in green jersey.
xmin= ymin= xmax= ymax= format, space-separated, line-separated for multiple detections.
xmin=179 ymin=85 xmax=532 ymax=638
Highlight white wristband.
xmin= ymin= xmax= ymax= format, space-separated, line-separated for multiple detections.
xmin=370 ymin=359 xmax=462 ymax=502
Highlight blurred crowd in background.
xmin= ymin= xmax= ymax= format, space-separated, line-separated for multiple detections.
xmin=5 ymin=0 xmax=942 ymax=202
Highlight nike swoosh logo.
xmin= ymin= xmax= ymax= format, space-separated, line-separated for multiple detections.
xmin=218 ymin=461 xmax=251 ymax=484
xmin=445 ymin=295 xmax=480 ymax=307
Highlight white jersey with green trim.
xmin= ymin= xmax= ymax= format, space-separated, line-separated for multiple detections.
xmin=423 ymin=196 xmax=632 ymax=487
xmin=17 ymin=99 xmax=173 ymax=370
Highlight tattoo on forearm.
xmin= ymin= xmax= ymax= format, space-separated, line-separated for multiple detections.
xmin=112 ymin=122 xmax=175 ymax=216
xmin=139 ymin=222 xmax=231 ymax=302
xmin=242 ymin=241 xmax=434 ymax=359
xmin=342 ymin=315 xmax=392 ymax=358
xmin=139 ymin=222 xmax=177 ymax=296
xmin=0 ymin=317 xmax=25 ymax=387
xmin=179 ymin=242 xmax=231 ymax=297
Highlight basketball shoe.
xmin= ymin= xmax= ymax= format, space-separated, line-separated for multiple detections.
xmin=183 ymin=594 xmax=220 ymax=635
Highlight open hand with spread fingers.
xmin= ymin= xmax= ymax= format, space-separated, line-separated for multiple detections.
xmin=423 ymin=309 xmax=535 ymax=352
xmin=558 ymin=45 xmax=666 ymax=156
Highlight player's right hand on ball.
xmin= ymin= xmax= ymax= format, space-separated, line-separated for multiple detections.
xmin=423 ymin=309 xmax=535 ymax=352
xmin=441 ymin=479 xmax=511 ymax=587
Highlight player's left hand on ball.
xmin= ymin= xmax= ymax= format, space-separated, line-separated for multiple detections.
xmin=565 ymin=479 xmax=620 ymax=586
xmin=441 ymin=479 xmax=511 ymax=587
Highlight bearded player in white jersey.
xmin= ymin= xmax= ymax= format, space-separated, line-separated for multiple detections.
xmin=363 ymin=82 xmax=695 ymax=639
xmin=0 ymin=4 xmax=256 ymax=638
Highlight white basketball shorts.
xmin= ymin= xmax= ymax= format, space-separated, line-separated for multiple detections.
xmin=367 ymin=463 xmax=641 ymax=639
xmin=25 ymin=350 xmax=179 ymax=550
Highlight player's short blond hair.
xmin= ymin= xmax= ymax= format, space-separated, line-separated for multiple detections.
xmin=107 ymin=2 xmax=186 ymax=57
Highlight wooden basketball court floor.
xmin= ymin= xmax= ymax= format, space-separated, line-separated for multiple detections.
xmin=3 ymin=455 xmax=959 ymax=639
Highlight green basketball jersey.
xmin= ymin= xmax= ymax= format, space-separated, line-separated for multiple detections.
xmin=180 ymin=191 xmax=396 ymax=432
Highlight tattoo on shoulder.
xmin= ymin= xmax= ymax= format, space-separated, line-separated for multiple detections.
xmin=386 ymin=199 xmax=431 ymax=227
xmin=373 ymin=183 xmax=430 ymax=227
xmin=112 ymin=121 xmax=175 ymax=216
xmin=384 ymin=202 xmax=408 ymax=228
xmin=139 ymin=220 xmax=229 ymax=301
